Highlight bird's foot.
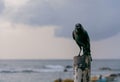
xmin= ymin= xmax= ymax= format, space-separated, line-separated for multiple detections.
xmin=78 ymin=54 xmax=80 ymax=56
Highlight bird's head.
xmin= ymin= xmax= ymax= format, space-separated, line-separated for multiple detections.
xmin=75 ymin=23 xmax=83 ymax=33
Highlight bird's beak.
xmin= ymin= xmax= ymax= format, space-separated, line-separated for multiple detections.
xmin=75 ymin=29 xmax=78 ymax=33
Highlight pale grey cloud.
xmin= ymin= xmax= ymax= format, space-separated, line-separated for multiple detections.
xmin=7 ymin=0 xmax=120 ymax=40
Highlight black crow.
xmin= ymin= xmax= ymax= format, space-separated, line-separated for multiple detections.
xmin=72 ymin=23 xmax=91 ymax=56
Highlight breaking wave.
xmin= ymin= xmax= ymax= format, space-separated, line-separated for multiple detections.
xmin=0 ymin=65 xmax=73 ymax=73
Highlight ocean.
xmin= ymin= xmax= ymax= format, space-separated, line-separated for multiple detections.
xmin=0 ymin=59 xmax=120 ymax=82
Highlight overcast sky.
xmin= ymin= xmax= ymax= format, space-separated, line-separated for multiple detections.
xmin=0 ymin=0 xmax=120 ymax=59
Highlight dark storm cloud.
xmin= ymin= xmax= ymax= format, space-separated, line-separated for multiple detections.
xmin=0 ymin=0 xmax=4 ymax=14
xmin=11 ymin=0 xmax=120 ymax=40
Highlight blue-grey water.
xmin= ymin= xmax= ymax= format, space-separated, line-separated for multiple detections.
xmin=0 ymin=59 xmax=120 ymax=82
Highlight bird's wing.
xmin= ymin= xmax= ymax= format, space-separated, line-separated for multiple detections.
xmin=72 ymin=31 xmax=75 ymax=40
xmin=84 ymin=31 xmax=90 ymax=48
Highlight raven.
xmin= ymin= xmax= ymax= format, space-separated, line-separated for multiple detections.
xmin=72 ymin=23 xmax=91 ymax=56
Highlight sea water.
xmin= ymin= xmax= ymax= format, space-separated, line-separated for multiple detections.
xmin=0 ymin=59 xmax=119 ymax=82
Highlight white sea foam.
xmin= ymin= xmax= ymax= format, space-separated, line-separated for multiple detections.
xmin=45 ymin=65 xmax=64 ymax=69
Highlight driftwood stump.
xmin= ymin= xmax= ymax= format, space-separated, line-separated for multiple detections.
xmin=73 ymin=55 xmax=91 ymax=82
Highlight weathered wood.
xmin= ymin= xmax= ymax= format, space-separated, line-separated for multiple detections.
xmin=73 ymin=55 xmax=91 ymax=82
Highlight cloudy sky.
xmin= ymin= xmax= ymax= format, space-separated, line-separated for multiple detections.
xmin=0 ymin=0 xmax=120 ymax=59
